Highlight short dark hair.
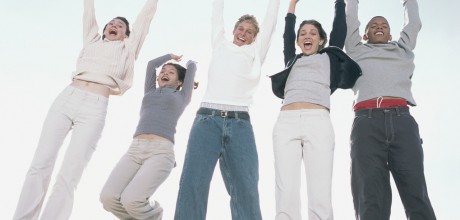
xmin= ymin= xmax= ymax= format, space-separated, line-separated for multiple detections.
xmin=102 ymin=16 xmax=130 ymax=40
xmin=297 ymin=19 xmax=328 ymax=50
xmin=365 ymin=16 xmax=389 ymax=32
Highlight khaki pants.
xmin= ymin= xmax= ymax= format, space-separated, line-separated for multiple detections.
xmin=100 ymin=138 xmax=175 ymax=220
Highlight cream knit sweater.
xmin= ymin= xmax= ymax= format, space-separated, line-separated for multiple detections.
xmin=72 ymin=0 xmax=158 ymax=95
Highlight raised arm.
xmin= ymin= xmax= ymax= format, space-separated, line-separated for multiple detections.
xmin=144 ymin=54 xmax=172 ymax=94
xmin=329 ymin=0 xmax=346 ymax=49
xmin=398 ymin=0 xmax=421 ymax=50
xmin=283 ymin=0 xmax=298 ymax=66
xmin=211 ymin=0 xmax=226 ymax=48
xmin=344 ymin=0 xmax=362 ymax=51
xmin=257 ymin=0 xmax=281 ymax=64
xmin=181 ymin=61 xmax=197 ymax=105
xmin=129 ymin=0 xmax=160 ymax=59
xmin=82 ymin=0 xmax=100 ymax=45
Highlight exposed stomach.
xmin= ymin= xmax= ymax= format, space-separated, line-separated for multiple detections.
xmin=70 ymin=79 xmax=111 ymax=97
xmin=134 ymin=133 xmax=169 ymax=141
xmin=281 ymin=102 xmax=328 ymax=111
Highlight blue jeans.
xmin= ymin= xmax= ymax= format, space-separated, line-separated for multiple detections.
xmin=350 ymin=107 xmax=436 ymax=220
xmin=174 ymin=108 xmax=261 ymax=220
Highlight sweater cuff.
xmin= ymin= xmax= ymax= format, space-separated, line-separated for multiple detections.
xmin=286 ymin=13 xmax=296 ymax=18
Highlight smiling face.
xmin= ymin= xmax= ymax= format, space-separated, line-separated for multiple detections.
xmin=232 ymin=15 xmax=259 ymax=47
xmin=103 ymin=18 xmax=128 ymax=41
xmin=157 ymin=64 xmax=183 ymax=89
xmin=297 ymin=23 xmax=325 ymax=55
xmin=364 ymin=16 xmax=392 ymax=44
xmin=233 ymin=21 xmax=257 ymax=46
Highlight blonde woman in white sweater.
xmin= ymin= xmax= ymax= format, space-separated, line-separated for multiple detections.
xmin=13 ymin=0 xmax=159 ymax=219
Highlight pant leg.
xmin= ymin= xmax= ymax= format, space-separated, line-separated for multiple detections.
xmin=13 ymin=87 xmax=74 ymax=220
xmin=302 ymin=110 xmax=335 ymax=220
xmin=100 ymin=140 xmax=144 ymax=220
xmin=388 ymin=110 xmax=436 ymax=220
xmin=350 ymin=109 xmax=392 ymax=220
xmin=219 ymin=116 xmax=262 ymax=220
xmin=39 ymin=88 xmax=108 ymax=220
xmin=120 ymin=139 xmax=175 ymax=220
xmin=174 ymin=113 xmax=222 ymax=220
xmin=272 ymin=111 xmax=303 ymax=220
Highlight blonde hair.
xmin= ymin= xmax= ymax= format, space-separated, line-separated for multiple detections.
xmin=233 ymin=14 xmax=260 ymax=37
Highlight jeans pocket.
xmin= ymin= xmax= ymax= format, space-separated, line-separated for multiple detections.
xmin=351 ymin=114 xmax=367 ymax=130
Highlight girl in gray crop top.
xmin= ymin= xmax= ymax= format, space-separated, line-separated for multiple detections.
xmin=271 ymin=0 xmax=360 ymax=219
xmin=100 ymin=54 xmax=197 ymax=219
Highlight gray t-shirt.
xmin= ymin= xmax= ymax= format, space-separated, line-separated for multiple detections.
xmin=283 ymin=54 xmax=331 ymax=108
xmin=133 ymin=54 xmax=196 ymax=143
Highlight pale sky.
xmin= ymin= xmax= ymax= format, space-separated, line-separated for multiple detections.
xmin=1 ymin=0 xmax=459 ymax=219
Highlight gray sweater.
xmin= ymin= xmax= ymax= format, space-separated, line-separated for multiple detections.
xmin=133 ymin=54 xmax=196 ymax=143
xmin=345 ymin=0 xmax=421 ymax=106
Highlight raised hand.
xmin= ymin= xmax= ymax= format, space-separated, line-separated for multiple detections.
xmin=170 ymin=54 xmax=183 ymax=62
xmin=186 ymin=60 xmax=197 ymax=67
xmin=288 ymin=0 xmax=299 ymax=14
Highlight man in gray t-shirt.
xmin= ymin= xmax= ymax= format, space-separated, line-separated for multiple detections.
xmin=344 ymin=0 xmax=437 ymax=219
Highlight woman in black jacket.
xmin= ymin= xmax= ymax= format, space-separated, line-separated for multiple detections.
xmin=270 ymin=0 xmax=361 ymax=219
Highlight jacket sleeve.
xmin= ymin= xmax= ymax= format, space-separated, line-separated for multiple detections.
xmin=283 ymin=13 xmax=297 ymax=66
xmin=329 ymin=0 xmax=346 ymax=49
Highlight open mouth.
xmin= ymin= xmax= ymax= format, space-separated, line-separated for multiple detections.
xmin=109 ymin=30 xmax=117 ymax=35
xmin=303 ymin=41 xmax=313 ymax=50
xmin=238 ymin=37 xmax=246 ymax=42
xmin=161 ymin=76 xmax=170 ymax=82
xmin=375 ymin=32 xmax=384 ymax=36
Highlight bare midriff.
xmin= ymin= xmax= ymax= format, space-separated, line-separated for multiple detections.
xmin=281 ymin=102 xmax=328 ymax=111
xmin=70 ymin=79 xmax=111 ymax=97
xmin=134 ymin=133 xmax=169 ymax=141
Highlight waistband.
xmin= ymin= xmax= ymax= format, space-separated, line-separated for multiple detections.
xmin=354 ymin=97 xmax=408 ymax=111
xmin=200 ymin=102 xmax=249 ymax=112
xmin=197 ymin=107 xmax=250 ymax=120
xmin=63 ymin=86 xmax=109 ymax=104
xmin=354 ymin=106 xmax=410 ymax=117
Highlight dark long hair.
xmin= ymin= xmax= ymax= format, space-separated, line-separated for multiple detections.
xmin=296 ymin=19 xmax=328 ymax=50
xmin=163 ymin=63 xmax=199 ymax=90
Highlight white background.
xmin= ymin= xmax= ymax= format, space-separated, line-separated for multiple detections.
xmin=1 ymin=0 xmax=459 ymax=219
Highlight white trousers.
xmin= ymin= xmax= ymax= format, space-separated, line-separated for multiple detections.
xmin=273 ymin=109 xmax=335 ymax=220
xmin=13 ymin=86 xmax=108 ymax=220
xmin=100 ymin=138 xmax=175 ymax=220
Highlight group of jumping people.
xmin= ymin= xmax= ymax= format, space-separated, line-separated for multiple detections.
xmin=13 ymin=0 xmax=437 ymax=219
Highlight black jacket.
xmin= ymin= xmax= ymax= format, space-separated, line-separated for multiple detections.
xmin=270 ymin=0 xmax=361 ymax=99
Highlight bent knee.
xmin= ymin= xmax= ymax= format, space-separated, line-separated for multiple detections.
xmin=99 ymin=190 xmax=120 ymax=210
xmin=120 ymin=197 xmax=149 ymax=218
